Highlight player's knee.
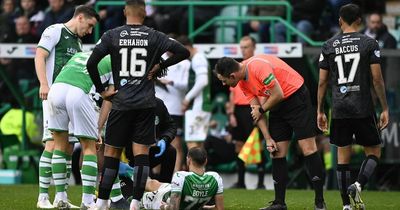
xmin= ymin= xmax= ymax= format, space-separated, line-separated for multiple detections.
xmin=80 ymin=139 xmax=97 ymax=155
xmin=104 ymin=145 xmax=122 ymax=158
xmin=299 ymin=138 xmax=318 ymax=156
xmin=364 ymin=146 xmax=381 ymax=158
xmin=44 ymin=141 xmax=55 ymax=151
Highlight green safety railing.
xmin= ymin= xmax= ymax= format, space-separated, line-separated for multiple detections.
xmin=94 ymin=1 xmax=294 ymax=43
xmin=190 ymin=16 xmax=324 ymax=46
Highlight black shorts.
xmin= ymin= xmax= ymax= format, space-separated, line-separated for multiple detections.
xmin=330 ymin=115 xmax=381 ymax=147
xmin=171 ymin=115 xmax=183 ymax=137
xmin=231 ymin=105 xmax=253 ymax=141
xmin=269 ymin=85 xmax=316 ymax=142
xmin=105 ymin=108 xmax=156 ymax=148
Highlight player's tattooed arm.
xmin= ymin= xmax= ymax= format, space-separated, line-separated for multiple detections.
xmin=161 ymin=192 xmax=181 ymax=210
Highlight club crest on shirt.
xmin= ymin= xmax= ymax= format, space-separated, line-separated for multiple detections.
xmin=120 ymin=30 xmax=128 ymax=37
xmin=333 ymin=39 xmax=340 ymax=47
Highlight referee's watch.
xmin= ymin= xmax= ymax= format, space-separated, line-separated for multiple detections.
xmin=259 ymin=107 xmax=266 ymax=114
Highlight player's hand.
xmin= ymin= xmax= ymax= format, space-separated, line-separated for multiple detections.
xmin=100 ymin=89 xmax=117 ymax=101
xmin=147 ymin=64 xmax=161 ymax=80
xmin=39 ymin=84 xmax=50 ymax=100
xmin=155 ymin=139 xmax=167 ymax=157
xmin=250 ymin=105 xmax=262 ymax=122
xmin=229 ymin=114 xmax=237 ymax=127
xmin=317 ymin=112 xmax=328 ymax=132
xmin=266 ymin=138 xmax=278 ymax=155
xmin=182 ymin=99 xmax=190 ymax=112
xmin=96 ymin=129 xmax=103 ymax=150
xmin=379 ymin=110 xmax=389 ymax=130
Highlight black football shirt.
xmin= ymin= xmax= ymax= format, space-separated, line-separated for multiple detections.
xmin=92 ymin=24 xmax=186 ymax=110
xmin=319 ymin=32 xmax=381 ymax=119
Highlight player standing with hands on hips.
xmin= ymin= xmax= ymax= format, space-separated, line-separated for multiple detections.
xmin=86 ymin=0 xmax=189 ymax=209
xmin=317 ymin=4 xmax=389 ymax=210
xmin=214 ymin=55 xmax=327 ymax=210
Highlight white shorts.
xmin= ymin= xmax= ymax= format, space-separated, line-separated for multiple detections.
xmin=42 ymin=100 xmax=78 ymax=142
xmin=141 ymin=183 xmax=171 ymax=209
xmin=47 ymin=83 xmax=99 ymax=140
xmin=184 ymin=110 xmax=211 ymax=142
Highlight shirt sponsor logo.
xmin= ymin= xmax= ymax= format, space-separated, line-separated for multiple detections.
xmin=263 ymin=46 xmax=278 ymax=54
xmin=120 ymin=78 xmax=127 ymax=86
xmin=223 ymin=46 xmax=237 ymax=55
xmin=120 ymin=30 xmax=128 ymax=37
xmin=340 ymin=86 xmax=347 ymax=93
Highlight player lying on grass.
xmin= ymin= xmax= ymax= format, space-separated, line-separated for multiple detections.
xmin=47 ymin=51 xmax=113 ymax=209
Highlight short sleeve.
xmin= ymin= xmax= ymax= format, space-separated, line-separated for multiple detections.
xmin=318 ymin=42 xmax=330 ymax=70
xmin=93 ymin=31 xmax=112 ymax=55
xmin=369 ymin=40 xmax=381 ymax=64
xmin=210 ymin=172 xmax=224 ymax=194
xmin=171 ymin=171 xmax=186 ymax=194
xmin=37 ymin=25 xmax=61 ymax=53
xmin=192 ymin=54 xmax=208 ymax=75
xmin=251 ymin=60 xmax=275 ymax=90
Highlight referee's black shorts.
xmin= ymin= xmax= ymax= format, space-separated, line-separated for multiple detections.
xmin=231 ymin=105 xmax=253 ymax=142
xmin=105 ymin=108 xmax=156 ymax=148
xmin=330 ymin=115 xmax=382 ymax=147
xmin=269 ymin=84 xmax=316 ymax=142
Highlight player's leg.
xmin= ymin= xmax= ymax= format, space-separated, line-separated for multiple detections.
xmin=51 ymin=131 xmax=70 ymax=207
xmin=298 ymin=137 xmax=326 ymax=209
xmin=291 ymin=85 xmax=326 ymax=209
xmin=47 ymin=84 xmax=71 ymax=208
xmin=348 ymin=116 xmax=382 ymax=210
xmin=330 ymin=118 xmax=354 ymax=210
xmin=37 ymin=99 xmax=55 ymax=209
xmin=37 ymin=140 xmax=55 ymax=209
xmin=259 ymin=112 xmax=291 ymax=210
xmin=79 ymin=139 xmax=98 ymax=208
xmin=96 ymin=145 xmax=123 ymax=208
xmin=131 ymin=143 xmax=151 ymax=209
xmin=96 ymin=109 xmax=129 ymax=209
xmin=130 ymin=108 xmax=156 ymax=210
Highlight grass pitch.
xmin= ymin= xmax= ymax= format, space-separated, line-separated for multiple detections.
xmin=0 ymin=185 xmax=399 ymax=209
